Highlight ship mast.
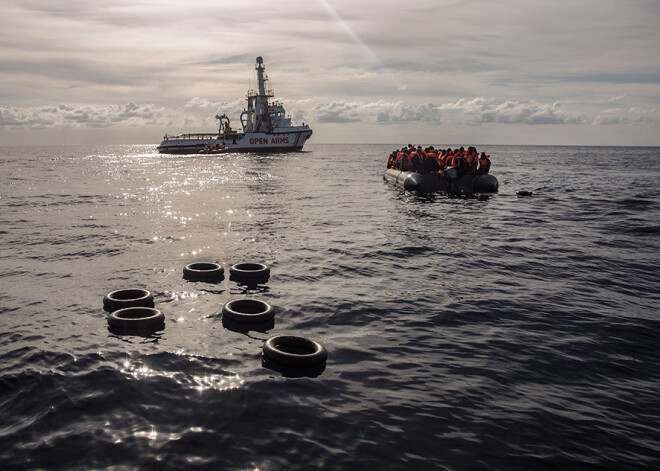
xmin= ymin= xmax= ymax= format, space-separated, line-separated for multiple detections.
xmin=241 ymin=56 xmax=274 ymax=133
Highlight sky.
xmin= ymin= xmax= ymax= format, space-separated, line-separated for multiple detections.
xmin=0 ymin=0 xmax=658 ymax=146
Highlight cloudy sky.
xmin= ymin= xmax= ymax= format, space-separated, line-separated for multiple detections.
xmin=0 ymin=0 xmax=658 ymax=145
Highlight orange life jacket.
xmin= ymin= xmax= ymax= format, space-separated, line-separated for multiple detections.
xmin=478 ymin=155 xmax=490 ymax=172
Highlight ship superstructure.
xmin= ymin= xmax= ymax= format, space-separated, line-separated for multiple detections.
xmin=158 ymin=56 xmax=312 ymax=154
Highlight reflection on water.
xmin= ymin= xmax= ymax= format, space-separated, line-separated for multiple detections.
xmin=0 ymin=144 xmax=659 ymax=469
xmin=121 ymin=358 xmax=244 ymax=392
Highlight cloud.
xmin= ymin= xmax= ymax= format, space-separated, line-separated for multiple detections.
xmin=0 ymin=59 xmax=140 ymax=86
xmin=183 ymin=97 xmax=243 ymax=113
xmin=193 ymin=53 xmax=258 ymax=67
xmin=313 ymin=101 xmax=363 ymax=123
xmin=312 ymin=100 xmax=442 ymax=124
xmin=440 ymin=98 xmax=587 ymax=125
xmin=0 ymin=102 xmax=167 ymax=129
xmin=0 ymin=98 xmax=251 ymax=131
xmin=316 ymin=110 xmax=360 ymax=123
xmin=593 ymin=107 xmax=658 ymax=125
xmin=307 ymin=98 xmax=591 ymax=126
xmin=597 ymin=94 xmax=627 ymax=104
xmin=7 ymin=97 xmax=655 ymax=132
xmin=552 ymin=73 xmax=660 ymax=85
xmin=593 ymin=114 xmax=628 ymax=125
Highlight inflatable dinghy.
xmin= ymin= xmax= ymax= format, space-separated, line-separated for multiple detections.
xmin=384 ymin=169 xmax=498 ymax=194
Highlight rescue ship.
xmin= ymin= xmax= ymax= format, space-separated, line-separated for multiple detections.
xmin=157 ymin=56 xmax=312 ymax=154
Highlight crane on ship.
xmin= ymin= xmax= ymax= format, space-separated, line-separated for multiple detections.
xmin=215 ymin=113 xmax=232 ymax=135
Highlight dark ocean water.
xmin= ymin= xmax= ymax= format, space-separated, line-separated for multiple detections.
xmin=0 ymin=144 xmax=659 ymax=470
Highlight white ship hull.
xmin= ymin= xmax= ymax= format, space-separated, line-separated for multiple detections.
xmin=157 ymin=128 xmax=312 ymax=154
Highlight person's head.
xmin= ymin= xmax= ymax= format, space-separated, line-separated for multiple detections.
xmin=481 ymin=152 xmax=486 ymax=157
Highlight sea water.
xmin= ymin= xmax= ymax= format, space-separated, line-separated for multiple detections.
xmin=0 ymin=144 xmax=658 ymax=470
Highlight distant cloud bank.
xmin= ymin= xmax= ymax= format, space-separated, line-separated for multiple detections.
xmin=0 ymin=102 xmax=165 ymax=128
xmin=439 ymin=98 xmax=586 ymax=125
xmin=1 ymin=98 xmax=654 ymax=131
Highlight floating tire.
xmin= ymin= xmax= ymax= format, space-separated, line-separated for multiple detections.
xmin=107 ymin=307 xmax=165 ymax=331
xmin=103 ymin=288 xmax=154 ymax=311
xmin=229 ymin=263 xmax=270 ymax=279
xmin=263 ymin=336 xmax=328 ymax=368
xmin=222 ymin=299 xmax=274 ymax=324
xmin=183 ymin=262 xmax=224 ymax=281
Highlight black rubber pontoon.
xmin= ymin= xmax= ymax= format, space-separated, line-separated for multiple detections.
xmin=383 ymin=169 xmax=498 ymax=194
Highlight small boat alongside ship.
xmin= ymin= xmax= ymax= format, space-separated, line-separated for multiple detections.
xmin=157 ymin=56 xmax=312 ymax=154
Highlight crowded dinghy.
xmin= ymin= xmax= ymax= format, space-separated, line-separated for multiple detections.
xmin=384 ymin=144 xmax=499 ymax=194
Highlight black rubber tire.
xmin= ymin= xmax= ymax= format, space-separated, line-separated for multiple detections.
xmin=263 ymin=336 xmax=328 ymax=368
xmin=103 ymin=288 xmax=153 ymax=311
xmin=222 ymin=299 xmax=274 ymax=324
xmin=229 ymin=263 xmax=270 ymax=279
xmin=107 ymin=307 xmax=165 ymax=330
xmin=183 ymin=262 xmax=224 ymax=281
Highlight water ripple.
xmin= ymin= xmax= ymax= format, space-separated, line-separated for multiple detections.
xmin=0 ymin=145 xmax=658 ymax=470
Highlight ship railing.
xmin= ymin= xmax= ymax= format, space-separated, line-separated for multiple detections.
xmin=246 ymin=89 xmax=275 ymax=98
xmin=162 ymin=133 xmax=220 ymax=141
